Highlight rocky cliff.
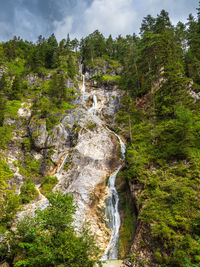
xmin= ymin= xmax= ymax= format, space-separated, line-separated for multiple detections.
xmin=1 ymin=67 xmax=127 ymax=256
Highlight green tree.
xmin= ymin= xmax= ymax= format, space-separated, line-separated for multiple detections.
xmin=0 ymin=159 xmax=20 ymax=233
xmin=0 ymin=92 xmax=6 ymax=126
xmin=3 ymin=191 xmax=99 ymax=266
xmin=67 ymin=54 xmax=77 ymax=79
xmin=10 ymin=75 xmax=21 ymax=100
xmin=19 ymin=178 xmax=39 ymax=204
xmin=71 ymin=38 xmax=79 ymax=52
xmin=106 ymin=35 xmax=115 ymax=58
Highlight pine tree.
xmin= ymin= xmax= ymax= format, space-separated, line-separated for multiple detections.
xmin=57 ymin=73 xmax=67 ymax=105
xmin=48 ymin=73 xmax=59 ymax=101
xmin=67 ymin=54 xmax=77 ymax=79
xmin=0 ymin=92 xmax=5 ymax=126
xmin=106 ymin=35 xmax=115 ymax=58
xmin=71 ymin=38 xmax=79 ymax=52
xmin=10 ymin=76 xmax=21 ymax=100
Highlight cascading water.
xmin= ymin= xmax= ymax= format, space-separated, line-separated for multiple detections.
xmin=82 ymin=74 xmax=85 ymax=93
xmin=57 ymin=154 xmax=68 ymax=173
xmin=92 ymin=95 xmax=98 ymax=110
xmin=89 ymin=95 xmax=98 ymax=114
xmin=87 ymin=90 xmax=126 ymax=260
xmin=102 ymin=131 xmax=126 ymax=260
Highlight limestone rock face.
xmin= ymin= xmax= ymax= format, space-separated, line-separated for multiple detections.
xmin=53 ymin=103 xmax=121 ymax=252
xmin=47 ymin=123 xmax=72 ymax=162
xmin=43 ymin=85 xmax=124 ymax=252
xmin=29 ymin=116 xmax=48 ymax=150
xmin=83 ymin=62 xmax=121 ymax=80
xmin=7 ymin=72 xmax=125 ymax=255
xmin=26 ymin=74 xmax=41 ymax=87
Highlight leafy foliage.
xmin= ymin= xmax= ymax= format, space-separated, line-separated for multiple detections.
xmin=40 ymin=176 xmax=58 ymax=196
xmin=115 ymin=6 xmax=200 ymax=266
xmin=1 ymin=191 xmax=99 ymax=266
xmin=0 ymin=158 xmax=20 ymax=233
xmin=19 ymin=178 xmax=39 ymax=204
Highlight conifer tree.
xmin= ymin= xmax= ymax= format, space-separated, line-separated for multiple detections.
xmin=106 ymin=35 xmax=115 ymax=58
xmin=0 ymin=92 xmax=5 ymax=126
xmin=10 ymin=75 xmax=21 ymax=100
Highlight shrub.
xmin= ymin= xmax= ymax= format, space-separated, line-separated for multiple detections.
xmin=40 ymin=176 xmax=58 ymax=196
xmin=3 ymin=192 xmax=100 ymax=266
xmin=19 ymin=178 xmax=39 ymax=204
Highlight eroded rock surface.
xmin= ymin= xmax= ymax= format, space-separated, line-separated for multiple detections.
xmin=29 ymin=116 xmax=48 ymax=150
xmin=52 ymin=92 xmax=122 ymax=252
xmin=4 ymin=74 xmax=125 ymax=254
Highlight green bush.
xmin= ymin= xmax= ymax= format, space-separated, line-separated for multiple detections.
xmin=2 ymin=192 xmax=100 ymax=266
xmin=0 ymin=126 xmax=13 ymax=148
xmin=19 ymin=178 xmax=39 ymax=204
xmin=86 ymin=122 xmax=97 ymax=131
xmin=0 ymin=159 xmax=20 ymax=232
xmin=40 ymin=176 xmax=58 ymax=196
xmin=22 ymin=137 xmax=32 ymax=153
xmin=18 ymin=155 xmax=42 ymax=181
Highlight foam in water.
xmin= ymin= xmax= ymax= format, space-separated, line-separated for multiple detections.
xmin=101 ymin=132 xmax=126 ymax=260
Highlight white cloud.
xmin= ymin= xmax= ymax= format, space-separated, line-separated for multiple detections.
xmin=52 ymin=0 xmax=138 ymax=40
xmin=13 ymin=7 xmax=47 ymax=41
xmin=83 ymin=0 xmax=137 ymax=36
xmin=53 ymin=16 xmax=74 ymax=40
xmin=0 ymin=0 xmax=198 ymax=41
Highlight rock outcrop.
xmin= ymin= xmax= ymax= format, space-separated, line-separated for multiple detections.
xmin=2 ymin=71 xmax=125 ymax=254
xmin=29 ymin=116 xmax=48 ymax=150
xmin=50 ymin=87 xmax=123 ymax=252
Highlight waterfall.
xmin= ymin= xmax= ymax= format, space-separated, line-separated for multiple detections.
xmin=102 ymin=132 xmax=126 ymax=260
xmin=92 ymin=95 xmax=98 ymax=110
xmin=82 ymin=74 xmax=85 ymax=93
xmin=110 ymin=131 xmax=126 ymax=159
xmin=57 ymin=154 xmax=68 ymax=173
xmin=89 ymin=95 xmax=98 ymax=114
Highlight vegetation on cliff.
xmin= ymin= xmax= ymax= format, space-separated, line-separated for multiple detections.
xmin=115 ymin=7 xmax=200 ymax=267
xmin=0 ymin=192 xmax=99 ymax=266
xmin=0 ymin=2 xmax=200 ymax=267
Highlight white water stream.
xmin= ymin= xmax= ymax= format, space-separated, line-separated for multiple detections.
xmin=102 ymin=131 xmax=126 ymax=260
xmin=82 ymin=74 xmax=86 ymax=93
xmin=78 ymin=76 xmax=126 ymax=260
xmin=86 ymin=92 xmax=126 ymax=260
xmin=89 ymin=95 xmax=98 ymax=114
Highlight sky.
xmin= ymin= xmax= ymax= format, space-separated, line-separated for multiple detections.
xmin=0 ymin=0 xmax=198 ymax=42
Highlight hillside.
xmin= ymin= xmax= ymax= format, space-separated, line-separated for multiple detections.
xmin=0 ymin=6 xmax=200 ymax=267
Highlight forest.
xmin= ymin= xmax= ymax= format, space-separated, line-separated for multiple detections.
xmin=0 ymin=4 xmax=200 ymax=267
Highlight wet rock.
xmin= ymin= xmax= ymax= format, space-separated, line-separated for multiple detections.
xmin=10 ymin=74 xmax=125 ymax=255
